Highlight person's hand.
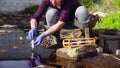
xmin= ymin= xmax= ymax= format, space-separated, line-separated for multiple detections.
xmin=28 ymin=27 xmax=37 ymax=40
xmin=34 ymin=33 xmax=47 ymax=46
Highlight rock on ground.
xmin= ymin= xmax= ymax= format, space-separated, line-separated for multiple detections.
xmin=56 ymin=46 xmax=97 ymax=60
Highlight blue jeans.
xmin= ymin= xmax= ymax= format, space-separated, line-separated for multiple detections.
xmin=45 ymin=6 xmax=89 ymax=29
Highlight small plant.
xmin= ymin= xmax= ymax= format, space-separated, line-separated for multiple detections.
xmin=79 ymin=0 xmax=101 ymax=8
xmin=21 ymin=5 xmax=39 ymax=14
xmin=114 ymin=0 xmax=120 ymax=7
xmin=94 ymin=11 xmax=120 ymax=30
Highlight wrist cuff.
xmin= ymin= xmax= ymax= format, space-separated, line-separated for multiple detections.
xmin=31 ymin=26 xmax=36 ymax=30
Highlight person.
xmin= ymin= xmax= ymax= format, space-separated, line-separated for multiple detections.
xmin=28 ymin=0 xmax=90 ymax=46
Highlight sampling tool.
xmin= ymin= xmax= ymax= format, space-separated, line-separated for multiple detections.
xmin=31 ymin=40 xmax=35 ymax=52
xmin=30 ymin=40 xmax=44 ymax=67
xmin=31 ymin=40 xmax=35 ymax=62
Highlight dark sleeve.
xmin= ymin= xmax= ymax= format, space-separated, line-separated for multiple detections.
xmin=59 ymin=10 xmax=70 ymax=22
xmin=30 ymin=0 xmax=50 ymax=22
xmin=59 ymin=0 xmax=80 ymax=22
xmin=59 ymin=4 xmax=71 ymax=22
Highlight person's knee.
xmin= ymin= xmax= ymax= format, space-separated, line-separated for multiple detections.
xmin=46 ymin=8 xmax=58 ymax=17
xmin=75 ymin=6 xmax=89 ymax=23
xmin=45 ymin=8 xmax=59 ymax=26
xmin=74 ymin=19 xmax=89 ymax=29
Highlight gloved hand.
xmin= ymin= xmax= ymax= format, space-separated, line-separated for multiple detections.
xmin=34 ymin=33 xmax=47 ymax=46
xmin=28 ymin=27 xmax=37 ymax=40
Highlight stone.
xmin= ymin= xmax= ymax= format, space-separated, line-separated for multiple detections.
xmin=56 ymin=46 xmax=97 ymax=60
xmin=0 ymin=0 xmax=41 ymax=13
xmin=93 ymin=11 xmax=108 ymax=17
xmin=60 ymin=29 xmax=82 ymax=39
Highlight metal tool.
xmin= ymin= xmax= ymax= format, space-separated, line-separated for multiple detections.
xmin=30 ymin=40 xmax=35 ymax=60
xmin=62 ymin=38 xmax=96 ymax=48
xmin=31 ymin=40 xmax=35 ymax=51
xmin=30 ymin=40 xmax=45 ymax=67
